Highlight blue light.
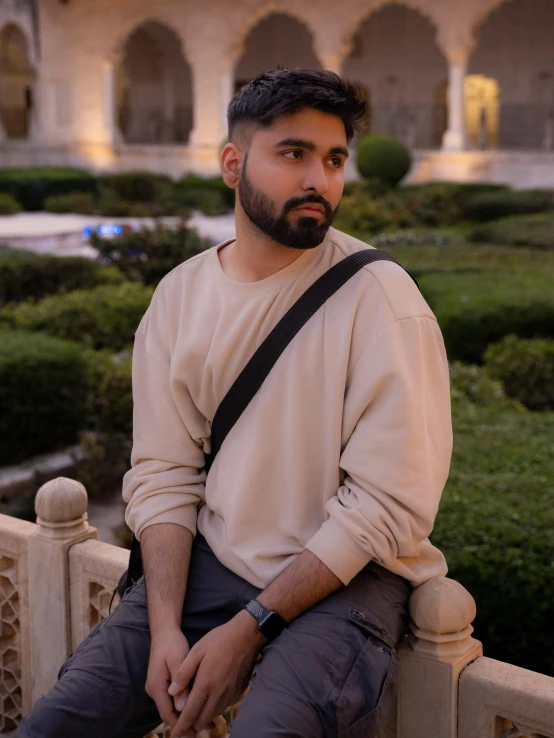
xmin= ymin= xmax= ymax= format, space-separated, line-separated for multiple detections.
xmin=97 ymin=224 xmax=123 ymax=237
xmin=82 ymin=226 xmax=93 ymax=238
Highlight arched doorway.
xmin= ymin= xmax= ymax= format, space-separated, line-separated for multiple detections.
xmin=234 ymin=13 xmax=321 ymax=93
xmin=116 ymin=21 xmax=193 ymax=144
xmin=0 ymin=23 xmax=34 ymax=139
xmin=343 ymin=4 xmax=447 ymax=149
xmin=470 ymin=0 xmax=554 ymax=150
xmin=465 ymin=75 xmax=500 ymax=149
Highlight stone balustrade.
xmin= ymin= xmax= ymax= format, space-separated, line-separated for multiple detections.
xmin=1 ymin=476 xmax=553 ymax=738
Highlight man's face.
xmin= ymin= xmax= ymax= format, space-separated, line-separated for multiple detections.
xmin=234 ymin=108 xmax=349 ymax=249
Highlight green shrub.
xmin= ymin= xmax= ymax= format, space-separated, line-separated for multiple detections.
xmin=175 ymin=174 xmax=235 ymax=209
xmin=333 ymin=194 xmax=406 ymax=235
xmin=0 ymin=247 xmax=123 ymax=305
xmin=44 ymin=191 xmax=95 ymax=215
xmin=433 ymin=399 xmax=554 ymax=676
xmin=449 ymin=361 xmax=522 ymax=410
xmin=98 ymin=171 xmax=174 ymax=202
xmin=471 ymin=212 xmax=554 ymax=250
xmin=75 ymin=351 xmax=133 ymax=500
xmin=355 ymin=134 xmax=412 ymax=187
xmin=0 ymin=331 xmax=89 ymax=464
xmin=0 ymin=192 xmax=22 ymax=215
xmin=465 ymin=189 xmax=554 ymax=222
xmin=0 ymin=282 xmax=153 ymax=351
xmin=174 ymin=187 xmax=229 ymax=216
xmin=0 ymin=167 xmax=97 ymax=211
xmin=420 ymin=271 xmax=554 ymax=363
xmin=484 ymin=335 xmax=554 ymax=410
xmin=90 ymin=223 xmax=211 ymax=285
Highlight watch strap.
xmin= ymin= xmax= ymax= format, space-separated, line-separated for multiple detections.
xmin=245 ymin=600 xmax=287 ymax=642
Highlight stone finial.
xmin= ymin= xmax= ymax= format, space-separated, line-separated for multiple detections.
xmin=409 ymin=576 xmax=477 ymax=644
xmin=35 ymin=477 xmax=88 ymax=533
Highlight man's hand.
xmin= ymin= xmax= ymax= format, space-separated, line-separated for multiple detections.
xmin=168 ymin=610 xmax=264 ymax=737
xmin=146 ymin=628 xmax=192 ymax=733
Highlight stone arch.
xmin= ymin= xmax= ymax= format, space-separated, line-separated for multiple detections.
xmin=0 ymin=22 xmax=34 ymax=139
xmin=469 ymin=0 xmax=554 ymax=150
xmin=342 ymin=3 xmax=448 ymax=148
xmin=115 ymin=20 xmax=193 ymax=144
xmin=340 ymin=0 xmax=442 ymax=61
xmin=234 ymin=12 xmax=322 ymax=92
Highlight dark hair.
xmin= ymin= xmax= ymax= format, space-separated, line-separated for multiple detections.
xmin=228 ymin=68 xmax=368 ymax=143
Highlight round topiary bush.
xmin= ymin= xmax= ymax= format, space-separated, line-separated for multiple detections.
xmin=355 ymin=134 xmax=412 ymax=188
xmin=484 ymin=335 xmax=554 ymax=410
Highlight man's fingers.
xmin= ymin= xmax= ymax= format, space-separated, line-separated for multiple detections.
xmin=171 ymin=677 xmax=210 ymax=737
xmin=149 ymin=685 xmax=179 ymax=729
xmin=168 ymin=648 xmax=202 ymax=698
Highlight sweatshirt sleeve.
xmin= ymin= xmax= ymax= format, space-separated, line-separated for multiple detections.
xmin=122 ymin=289 xmax=207 ymax=540
xmin=305 ymin=315 xmax=452 ymax=585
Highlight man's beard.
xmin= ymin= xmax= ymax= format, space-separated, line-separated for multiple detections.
xmin=238 ymin=159 xmax=338 ymax=250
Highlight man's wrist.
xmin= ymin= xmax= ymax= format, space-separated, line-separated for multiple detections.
xmin=234 ymin=608 xmax=267 ymax=648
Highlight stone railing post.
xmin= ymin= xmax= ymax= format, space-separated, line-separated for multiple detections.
xmin=397 ymin=576 xmax=483 ymax=738
xmin=27 ymin=477 xmax=97 ymax=703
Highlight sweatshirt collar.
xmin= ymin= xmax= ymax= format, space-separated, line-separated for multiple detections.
xmin=209 ymin=235 xmax=328 ymax=298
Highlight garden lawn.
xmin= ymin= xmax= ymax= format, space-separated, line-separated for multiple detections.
xmin=432 ymin=398 xmax=554 ymax=677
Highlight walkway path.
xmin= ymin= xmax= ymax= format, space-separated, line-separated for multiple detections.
xmin=0 ymin=210 xmax=236 ymax=256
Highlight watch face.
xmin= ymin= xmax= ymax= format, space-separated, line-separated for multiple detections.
xmin=260 ymin=611 xmax=286 ymax=641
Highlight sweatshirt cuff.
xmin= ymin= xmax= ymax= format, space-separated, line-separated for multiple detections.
xmin=131 ymin=506 xmax=198 ymax=541
xmin=304 ymin=517 xmax=373 ymax=585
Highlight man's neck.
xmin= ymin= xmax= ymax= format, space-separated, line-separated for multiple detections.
xmin=218 ymin=210 xmax=309 ymax=283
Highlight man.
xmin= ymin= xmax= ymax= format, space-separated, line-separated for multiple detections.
xmin=17 ymin=68 xmax=452 ymax=738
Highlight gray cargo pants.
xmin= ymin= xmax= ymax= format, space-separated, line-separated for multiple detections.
xmin=16 ymin=534 xmax=411 ymax=738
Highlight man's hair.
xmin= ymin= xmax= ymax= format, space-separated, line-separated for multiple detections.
xmin=228 ymin=68 xmax=368 ymax=143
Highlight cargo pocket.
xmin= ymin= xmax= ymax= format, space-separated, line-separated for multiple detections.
xmin=336 ymin=609 xmax=399 ymax=738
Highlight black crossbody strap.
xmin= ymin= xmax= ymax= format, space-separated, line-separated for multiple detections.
xmin=207 ymin=248 xmax=416 ymax=468
xmin=119 ymin=248 xmax=416 ymax=600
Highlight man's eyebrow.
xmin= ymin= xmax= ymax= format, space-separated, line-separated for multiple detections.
xmin=274 ymin=138 xmax=350 ymax=158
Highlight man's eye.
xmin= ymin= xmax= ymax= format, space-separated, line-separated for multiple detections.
xmin=283 ymin=150 xmax=302 ymax=160
xmin=330 ymin=157 xmax=344 ymax=168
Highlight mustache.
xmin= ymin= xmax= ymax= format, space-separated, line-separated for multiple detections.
xmin=282 ymin=194 xmax=335 ymax=219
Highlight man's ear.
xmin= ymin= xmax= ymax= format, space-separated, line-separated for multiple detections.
xmin=220 ymin=143 xmax=243 ymax=190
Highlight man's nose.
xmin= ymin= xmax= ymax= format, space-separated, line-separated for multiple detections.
xmin=302 ymin=161 xmax=329 ymax=196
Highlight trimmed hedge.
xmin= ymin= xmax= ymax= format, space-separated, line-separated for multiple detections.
xmin=484 ymin=335 xmax=554 ymax=410
xmin=91 ymin=223 xmax=211 ymax=285
xmin=0 ymin=331 xmax=89 ymax=464
xmin=449 ymin=361 xmax=521 ymax=410
xmin=471 ymin=212 xmax=554 ymax=250
xmin=0 ymin=168 xmax=98 ymax=211
xmin=419 ymin=271 xmax=554 ymax=363
xmin=356 ymin=134 xmax=411 ymax=187
xmin=44 ymin=191 xmax=95 ymax=215
xmin=0 ymin=282 xmax=154 ymax=351
xmin=433 ymin=397 xmax=554 ymax=676
xmin=0 ymin=192 xmax=22 ymax=215
xmin=98 ymin=171 xmax=174 ymax=203
xmin=175 ymin=174 xmax=235 ymax=210
xmin=75 ymin=351 xmax=134 ymax=500
xmin=0 ymin=246 xmax=123 ymax=305
xmin=465 ymin=188 xmax=554 ymax=222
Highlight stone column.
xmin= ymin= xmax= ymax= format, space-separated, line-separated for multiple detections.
xmin=396 ymin=576 xmax=483 ymax=738
xmin=27 ymin=477 xmax=97 ymax=702
xmin=442 ymin=48 xmax=469 ymax=151
xmin=103 ymin=58 xmax=123 ymax=147
xmin=318 ymin=51 xmax=344 ymax=75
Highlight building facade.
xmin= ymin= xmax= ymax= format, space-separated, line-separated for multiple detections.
xmin=1 ymin=0 xmax=554 ymax=186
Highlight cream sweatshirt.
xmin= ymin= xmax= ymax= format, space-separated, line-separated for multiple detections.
xmin=122 ymin=227 xmax=452 ymax=589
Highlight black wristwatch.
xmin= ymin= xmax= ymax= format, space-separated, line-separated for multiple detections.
xmin=245 ymin=600 xmax=287 ymax=642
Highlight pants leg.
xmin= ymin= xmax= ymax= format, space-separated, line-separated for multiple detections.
xmin=16 ymin=535 xmax=250 ymax=738
xmin=231 ymin=562 xmax=410 ymax=738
